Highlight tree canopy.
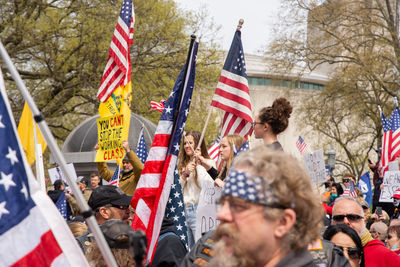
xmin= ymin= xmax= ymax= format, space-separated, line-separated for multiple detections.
xmin=268 ymin=0 xmax=400 ymax=176
xmin=0 ymin=0 xmax=222 ymax=146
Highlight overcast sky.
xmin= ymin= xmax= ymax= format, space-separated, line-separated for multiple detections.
xmin=174 ymin=0 xmax=282 ymax=54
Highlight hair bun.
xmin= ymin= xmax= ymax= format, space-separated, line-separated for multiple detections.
xmin=272 ymin=98 xmax=293 ymax=119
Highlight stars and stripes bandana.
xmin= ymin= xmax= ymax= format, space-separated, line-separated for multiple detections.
xmin=222 ymin=169 xmax=281 ymax=207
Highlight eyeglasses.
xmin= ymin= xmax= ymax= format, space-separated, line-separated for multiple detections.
xmin=342 ymin=179 xmax=350 ymax=183
xmin=332 ymin=214 xmax=363 ymax=222
xmin=335 ymin=245 xmax=362 ymax=260
xmin=251 ymin=121 xmax=264 ymax=127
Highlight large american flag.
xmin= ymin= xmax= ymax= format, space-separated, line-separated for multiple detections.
xmin=97 ymin=0 xmax=135 ymax=102
xmin=0 ymin=69 xmax=88 ymax=266
xmin=165 ymin=167 xmax=188 ymax=249
xmin=211 ymin=30 xmax=253 ymax=139
xmin=390 ymin=107 xmax=400 ymax=160
xmin=380 ymin=108 xmax=393 ymax=176
xmin=131 ymin=40 xmax=198 ymax=263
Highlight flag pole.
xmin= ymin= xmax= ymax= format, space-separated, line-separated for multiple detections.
xmin=197 ymin=19 xmax=244 ymax=149
xmin=0 ymin=41 xmax=118 ymax=267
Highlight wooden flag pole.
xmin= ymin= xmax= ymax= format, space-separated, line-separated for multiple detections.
xmin=197 ymin=19 xmax=244 ymax=149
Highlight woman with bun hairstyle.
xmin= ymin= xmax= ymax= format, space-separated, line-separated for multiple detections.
xmin=197 ymin=134 xmax=245 ymax=188
xmin=177 ymin=130 xmax=215 ymax=248
xmin=253 ymin=97 xmax=293 ymax=150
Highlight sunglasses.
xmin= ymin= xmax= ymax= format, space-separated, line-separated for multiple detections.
xmin=335 ymin=245 xmax=362 ymax=260
xmin=332 ymin=214 xmax=363 ymax=222
xmin=387 ymin=234 xmax=394 ymax=240
xmin=343 ymin=179 xmax=350 ymax=183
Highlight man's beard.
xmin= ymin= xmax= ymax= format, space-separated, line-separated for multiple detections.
xmin=210 ymin=223 xmax=256 ymax=267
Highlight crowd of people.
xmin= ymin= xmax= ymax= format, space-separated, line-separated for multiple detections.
xmin=45 ymin=97 xmax=400 ymax=266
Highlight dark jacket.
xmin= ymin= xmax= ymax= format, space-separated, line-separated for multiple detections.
xmin=152 ymin=217 xmax=187 ymax=267
xmin=180 ymin=230 xmax=214 ymax=267
xmin=309 ymin=239 xmax=351 ymax=267
xmin=47 ymin=189 xmax=72 ymax=219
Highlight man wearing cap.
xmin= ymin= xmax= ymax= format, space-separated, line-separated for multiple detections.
xmin=67 ymin=177 xmax=93 ymax=217
xmin=332 ymin=196 xmax=400 ymax=267
xmin=76 ymin=185 xmax=132 ymax=253
xmin=210 ymin=146 xmax=324 ymax=267
xmin=95 ymin=140 xmax=143 ymax=196
xmin=392 ymin=189 xmax=400 ymax=220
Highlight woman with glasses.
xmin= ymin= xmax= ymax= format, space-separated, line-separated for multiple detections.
xmin=386 ymin=225 xmax=400 ymax=255
xmin=253 ymin=97 xmax=292 ymax=150
xmin=178 ymin=130 xmax=215 ymax=248
xmin=323 ymin=224 xmax=365 ymax=267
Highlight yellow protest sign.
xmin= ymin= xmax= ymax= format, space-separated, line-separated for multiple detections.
xmin=95 ymin=113 xmax=127 ymax=162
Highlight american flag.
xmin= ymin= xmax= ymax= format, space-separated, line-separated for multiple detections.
xmin=211 ymin=29 xmax=253 ymax=139
xmin=0 ymin=69 xmax=88 ymax=266
xmin=97 ymin=0 xmax=135 ymax=102
xmin=136 ymin=127 xmax=148 ymax=164
xmin=342 ymin=181 xmax=358 ymax=198
xmin=109 ymin=164 xmax=120 ymax=187
xmin=131 ymin=40 xmax=198 ymax=263
xmin=380 ymin=109 xmax=393 ymax=176
xmin=150 ymin=99 xmax=166 ymax=113
xmin=390 ymin=107 xmax=400 ymax=160
xmin=165 ymin=167 xmax=188 ymax=248
xmin=208 ymin=136 xmax=221 ymax=162
xmin=296 ymin=136 xmax=307 ymax=155
xmin=233 ymin=140 xmax=250 ymax=157
xmin=55 ymin=191 xmax=67 ymax=220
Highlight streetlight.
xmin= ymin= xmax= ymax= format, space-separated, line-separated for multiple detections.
xmin=327 ymin=150 xmax=336 ymax=177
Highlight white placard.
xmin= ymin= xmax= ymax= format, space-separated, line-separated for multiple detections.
xmin=303 ymin=149 xmax=326 ymax=185
xmin=379 ymin=171 xmax=400 ymax=203
xmin=48 ymin=163 xmax=77 ymax=185
xmin=195 ymin=180 xmax=222 ymax=242
xmin=388 ymin=160 xmax=399 ymax=171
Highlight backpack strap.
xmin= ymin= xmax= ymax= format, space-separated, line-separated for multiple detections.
xmin=158 ymin=232 xmax=176 ymax=242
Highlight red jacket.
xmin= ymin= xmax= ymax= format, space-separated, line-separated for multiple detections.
xmin=364 ymin=239 xmax=400 ymax=267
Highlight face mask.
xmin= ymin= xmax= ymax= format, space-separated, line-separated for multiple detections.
xmin=330 ymin=194 xmax=338 ymax=201
xmin=393 ymin=244 xmax=398 ymax=250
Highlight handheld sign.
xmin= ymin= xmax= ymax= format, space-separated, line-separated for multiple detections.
xmin=379 ymin=171 xmax=400 ymax=202
xmin=195 ymin=180 xmax=222 ymax=242
xmin=48 ymin=163 xmax=77 ymax=184
xmin=303 ymin=149 xmax=325 ymax=186
xmin=95 ymin=114 xmax=126 ymax=162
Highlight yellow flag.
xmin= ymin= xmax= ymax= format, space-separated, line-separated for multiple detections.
xmin=97 ymin=82 xmax=132 ymax=162
xmin=17 ymin=102 xmax=47 ymax=165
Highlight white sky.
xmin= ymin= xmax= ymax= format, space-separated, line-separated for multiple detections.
xmin=174 ymin=0 xmax=282 ymax=54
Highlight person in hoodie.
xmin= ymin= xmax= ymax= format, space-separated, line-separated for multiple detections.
xmin=152 ymin=216 xmax=187 ymax=267
xmin=47 ymin=179 xmax=73 ymax=219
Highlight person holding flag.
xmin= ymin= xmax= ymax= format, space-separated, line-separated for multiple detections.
xmin=253 ymin=97 xmax=293 ymax=150
xmin=95 ymin=140 xmax=143 ymax=196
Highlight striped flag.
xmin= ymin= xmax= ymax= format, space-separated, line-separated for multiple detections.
xmin=342 ymin=181 xmax=358 ymax=198
xmin=380 ymin=109 xmax=393 ymax=176
xmin=150 ymin=99 xmax=166 ymax=113
xmin=108 ymin=164 xmax=120 ymax=187
xmin=296 ymin=136 xmax=307 ymax=155
xmin=97 ymin=0 xmax=135 ymax=102
xmin=207 ymin=136 xmax=221 ymax=162
xmin=131 ymin=40 xmax=198 ymax=263
xmin=390 ymin=107 xmax=400 ymax=160
xmin=0 ymin=69 xmax=88 ymax=266
xmin=136 ymin=127 xmax=148 ymax=164
xmin=211 ymin=29 xmax=253 ymax=139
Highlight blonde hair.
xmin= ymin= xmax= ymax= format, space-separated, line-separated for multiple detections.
xmin=218 ymin=134 xmax=245 ymax=180
xmin=232 ymin=146 xmax=324 ymax=250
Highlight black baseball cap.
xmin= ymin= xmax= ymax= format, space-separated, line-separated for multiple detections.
xmin=77 ymin=177 xmax=89 ymax=186
xmin=100 ymin=219 xmax=136 ymax=249
xmin=88 ymin=185 xmax=132 ymax=210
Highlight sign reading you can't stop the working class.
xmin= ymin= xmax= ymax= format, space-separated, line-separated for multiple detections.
xmin=95 ymin=114 xmax=126 ymax=162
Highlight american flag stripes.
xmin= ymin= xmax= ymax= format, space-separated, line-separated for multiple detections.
xmin=207 ymin=136 xmax=221 ymax=162
xmin=0 ymin=69 xmax=88 ymax=266
xmin=136 ymin=127 xmax=148 ymax=164
xmin=165 ymin=167 xmax=188 ymax=248
xmin=150 ymin=99 xmax=166 ymax=113
xmin=342 ymin=181 xmax=358 ymax=198
xmin=97 ymin=0 xmax=135 ymax=102
xmin=109 ymin=164 xmax=120 ymax=187
xmin=390 ymin=107 xmax=400 ymax=160
xmin=131 ymin=39 xmax=198 ymax=263
xmin=211 ymin=30 xmax=253 ymax=139
xmin=296 ymin=136 xmax=307 ymax=155
xmin=380 ymin=108 xmax=394 ymax=176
